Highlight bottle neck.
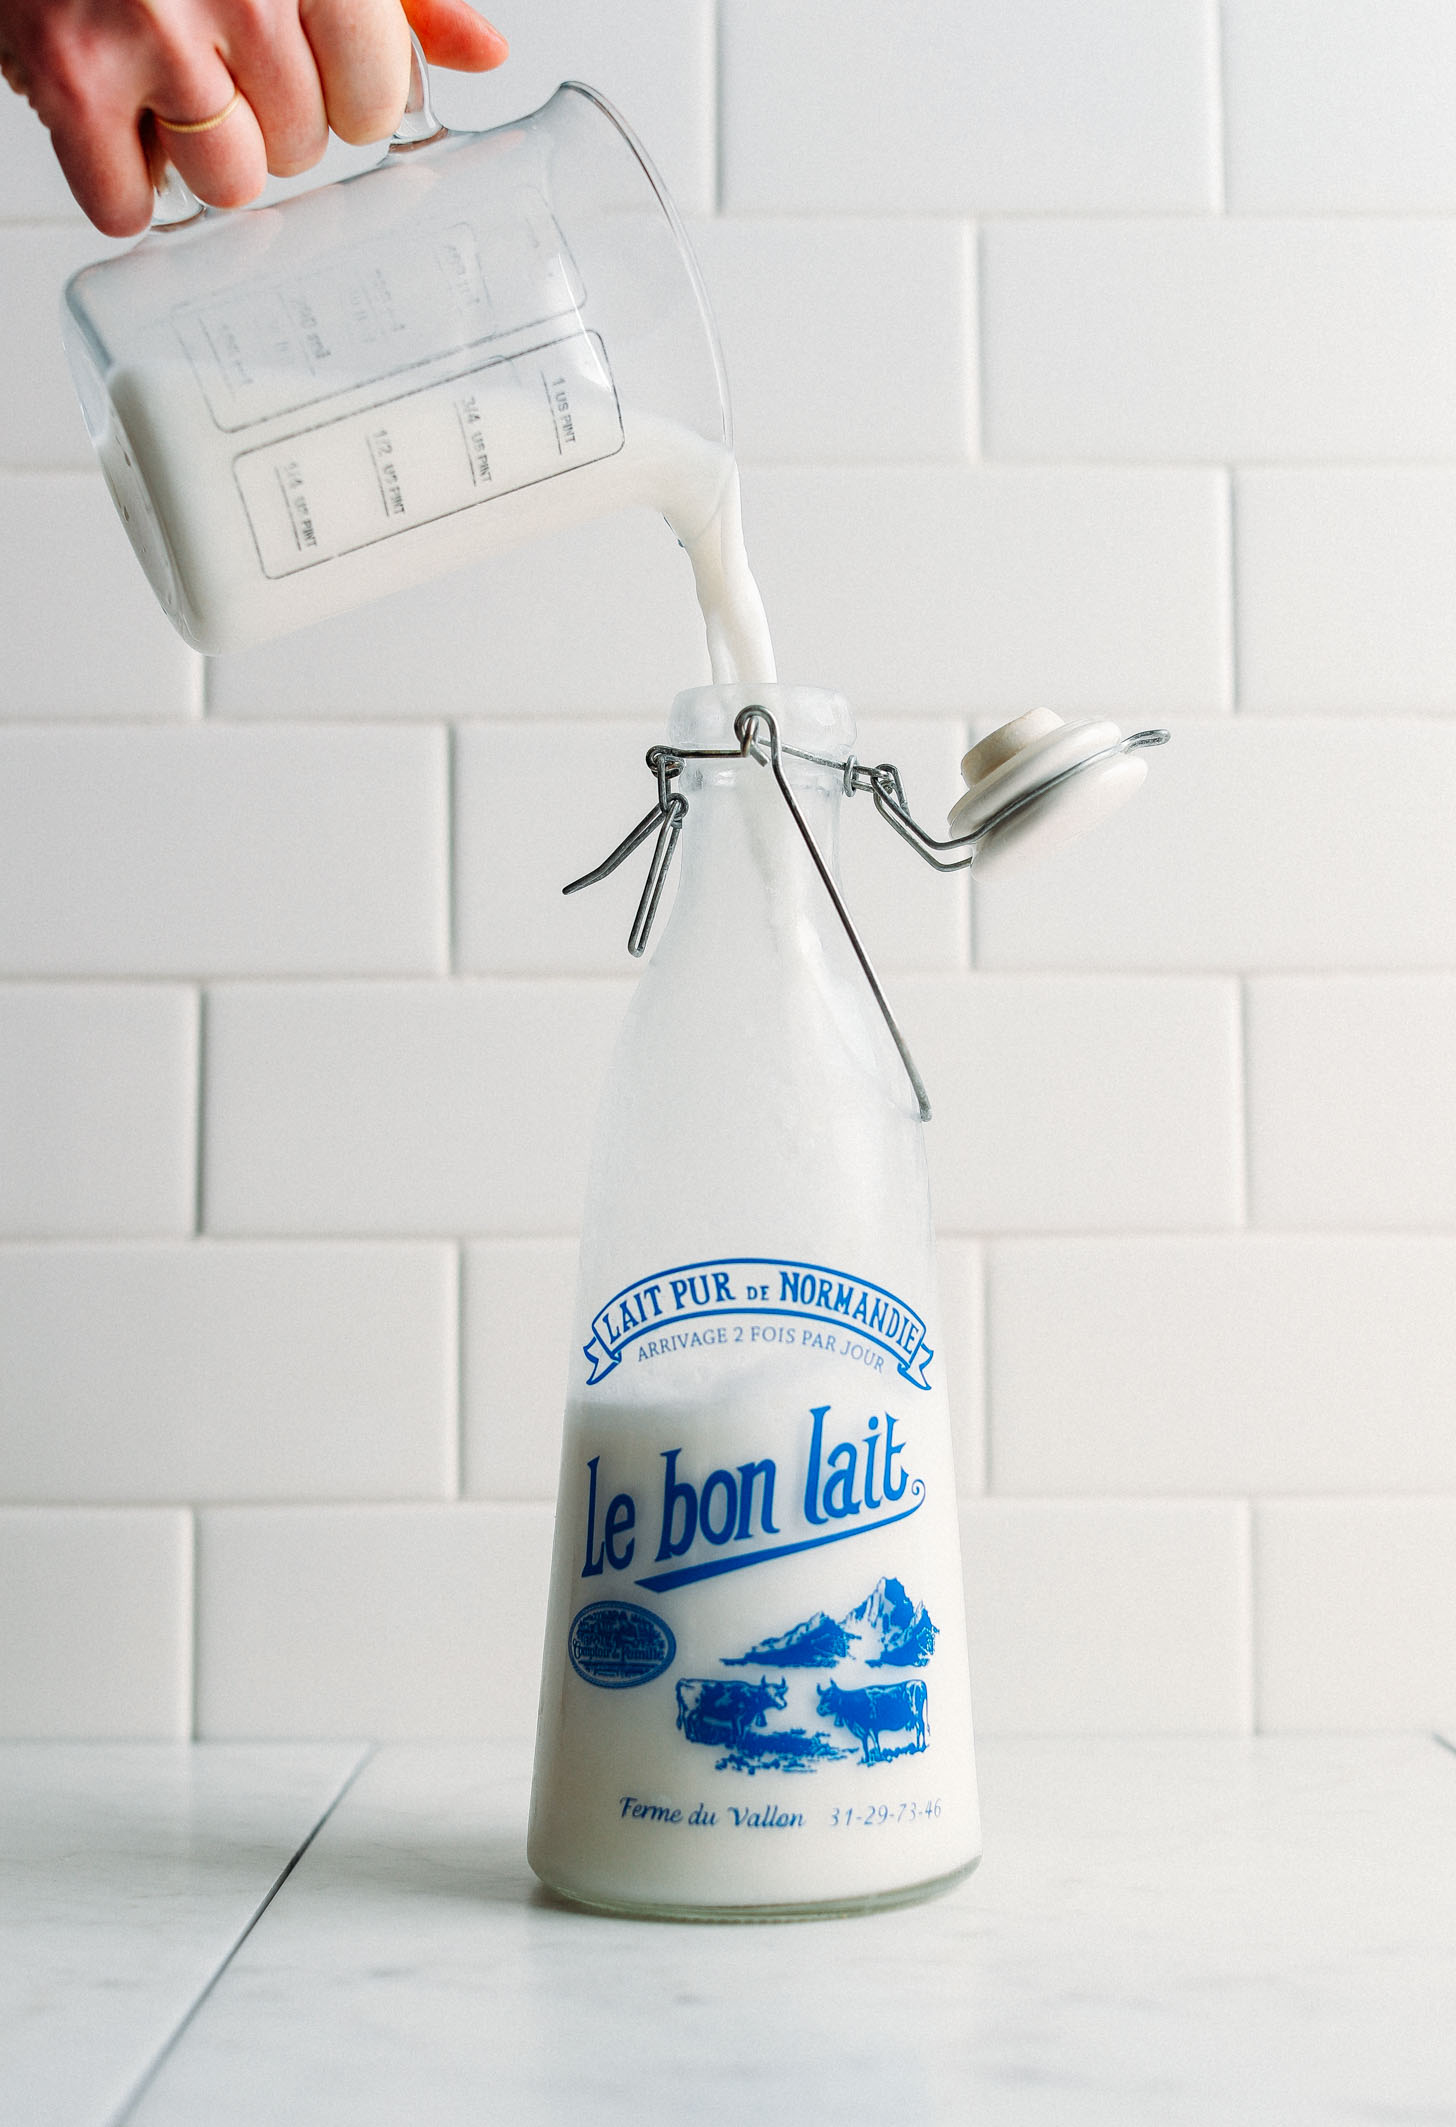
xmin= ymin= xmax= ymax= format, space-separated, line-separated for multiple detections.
xmin=661 ymin=682 xmax=853 ymax=936
xmin=666 ymin=749 xmax=843 ymax=947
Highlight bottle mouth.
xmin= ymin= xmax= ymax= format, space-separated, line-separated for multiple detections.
xmin=668 ymin=684 xmax=855 ymax=757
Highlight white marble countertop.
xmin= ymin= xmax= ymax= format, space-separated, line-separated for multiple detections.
xmin=5 ymin=1735 xmax=1455 ymax=2126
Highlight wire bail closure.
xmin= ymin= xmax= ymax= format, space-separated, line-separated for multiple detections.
xmin=563 ymin=707 xmax=1169 ymax=1125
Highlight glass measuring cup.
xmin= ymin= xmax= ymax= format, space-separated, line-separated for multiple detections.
xmin=61 ymin=60 xmax=732 ymax=654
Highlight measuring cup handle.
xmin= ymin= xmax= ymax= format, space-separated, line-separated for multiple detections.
xmin=390 ymin=33 xmax=448 ymax=151
xmin=150 ymin=157 xmax=206 ymax=230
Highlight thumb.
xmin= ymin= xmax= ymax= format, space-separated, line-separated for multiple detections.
xmin=399 ymin=0 xmax=508 ymax=72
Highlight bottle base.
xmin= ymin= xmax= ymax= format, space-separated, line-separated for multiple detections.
xmin=531 ymin=1850 xmax=980 ymax=1925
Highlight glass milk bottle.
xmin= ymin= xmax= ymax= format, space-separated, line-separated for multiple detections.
xmin=528 ymin=683 xmax=981 ymax=1919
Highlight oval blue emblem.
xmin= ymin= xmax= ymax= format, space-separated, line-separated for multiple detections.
xmin=568 ymin=1600 xmax=676 ymax=1690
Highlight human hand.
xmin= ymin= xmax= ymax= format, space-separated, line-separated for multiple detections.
xmin=0 ymin=0 xmax=507 ymax=237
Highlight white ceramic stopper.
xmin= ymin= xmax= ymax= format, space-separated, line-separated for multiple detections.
xmin=947 ymin=709 xmax=1148 ymax=879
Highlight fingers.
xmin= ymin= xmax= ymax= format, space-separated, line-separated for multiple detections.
xmin=146 ymin=35 xmax=269 ymax=212
xmin=6 ymin=0 xmax=159 ymax=235
xmin=299 ymin=0 xmax=411 ymax=145
xmin=11 ymin=0 xmax=507 ymax=237
xmin=399 ymin=0 xmax=508 ymax=72
xmin=47 ymin=104 xmax=157 ymax=237
xmin=214 ymin=10 xmax=328 ymax=179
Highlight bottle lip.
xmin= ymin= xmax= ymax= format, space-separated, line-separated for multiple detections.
xmin=668 ymin=683 xmax=855 ymax=756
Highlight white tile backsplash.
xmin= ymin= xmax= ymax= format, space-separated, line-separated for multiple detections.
xmin=1236 ymin=470 xmax=1456 ymax=715
xmin=1256 ymin=1500 xmax=1456 ymax=1731
xmin=1247 ymin=978 xmax=1456 ymax=1229
xmin=962 ymin=1498 xmax=1251 ymax=1734
xmin=1224 ymin=0 xmax=1456 ymax=213
xmin=0 ymin=986 xmax=196 ymax=1236
xmin=720 ymin=0 xmax=1218 ymax=213
xmin=0 ymin=476 xmax=200 ymax=718
xmin=424 ymin=0 xmax=716 ymax=216
xmin=973 ymin=720 xmax=1456 ymax=972
xmin=686 ymin=220 xmax=974 ymax=464
xmin=0 ymin=1244 xmax=457 ymax=1502
xmin=740 ymin=466 xmax=1231 ymax=716
xmin=983 ymin=220 xmax=1456 ymax=462
xmin=0 ymin=727 xmax=447 ymax=976
xmin=196 ymin=1504 xmax=553 ymax=1737
xmin=898 ymin=975 xmax=1243 ymax=1232
xmin=0 ymin=1509 xmax=191 ymax=1737
xmin=462 ymin=1239 xmax=578 ymax=1501
xmin=988 ymin=1236 xmax=1456 ymax=1495
xmin=204 ymin=981 xmax=631 ymax=1235
xmin=5 ymin=8 xmax=1456 ymax=1737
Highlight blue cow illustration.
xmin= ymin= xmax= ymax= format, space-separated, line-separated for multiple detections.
xmin=815 ymin=1679 xmax=928 ymax=1765
xmin=675 ymin=1676 xmax=788 ymax=1749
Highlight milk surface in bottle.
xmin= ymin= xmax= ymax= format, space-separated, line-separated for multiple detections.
xmin=528 ymin=682 xmax=981 ymax=1919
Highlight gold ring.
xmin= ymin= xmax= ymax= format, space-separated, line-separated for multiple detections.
xmin=155 ymin=87 xmax=242 ymax=134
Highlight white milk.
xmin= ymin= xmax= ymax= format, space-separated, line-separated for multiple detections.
xmin=99 ymin=327 xmax=775 ymax=679
xmin=527 ymin=691 xmax=981 ymax=1918
xmin=529 ymin=1355 xmax=978 ymax=1916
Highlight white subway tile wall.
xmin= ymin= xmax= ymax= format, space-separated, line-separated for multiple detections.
xmin=0 ymin=1510 xmax=192 ymax=1738
xmin=0 ymin=1244 xmax=458 ymax=1501
xmin=0 ymin=476 xmax=201 ymax=719
xmin=960 ymin=1500 xmax=1253 ymax=1734
xmin=195 ymin=1504 xmax=554 ymax=1737
xmin=2 ymin=2 xmax=1452 ymax=1738
xmin=0 ymin=987 xmax=197 ymax=1235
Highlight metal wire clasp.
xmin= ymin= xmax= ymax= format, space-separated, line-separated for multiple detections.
xmin=562 ymin=707 xmax=1170 ymax=1126
xmin=563 ymin=706 xmax=932 ymax=1119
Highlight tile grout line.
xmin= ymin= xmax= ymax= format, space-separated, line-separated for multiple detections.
xmin=963 ymin=221 xmax=980 ymax=462
xmin=185 ymin=1508 xmax=199 ymax=1743
xmin=454 ymin=1241 xmax=467 ymax=1500
xmin=711 ymin=0 xmax=724 ymax=216
xmin=445 ymin=723 xmax=459 ymax=976
xmin=1224 ymin=465 xmax=1241 ymax=712
xmin=1236 ymin=1494 xmax=1256 ymax=1734
xmin=192 ymin=987 xmax=207 ymax=1239
xmin=1234 ymin=974 xmax=1253 ymax=1228
xmin=1247 ymin=1497 xmax=1266 ymax=1734
xmin=1210 ymin=0 xmax=1229 ymax=216
xmin=972 ymin=222 xmax=989 ymax=464
xmin=106 ymin=1744 xmax=377 ymax=2127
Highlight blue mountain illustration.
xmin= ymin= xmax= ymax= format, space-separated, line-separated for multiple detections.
xmin=722 ymin=1609 xmax=854 ymax=1668
xmin=724 ymin=1577 xmax=938 ymax=1670
xmin=845 ymin=1576 xmax=939 ymax=1668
